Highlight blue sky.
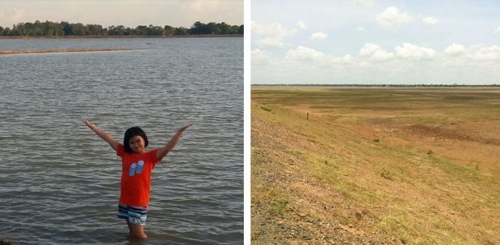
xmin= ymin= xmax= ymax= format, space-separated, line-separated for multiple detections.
xmin=251 ymin=0 xmax=500 ymax=85
xmin=0 ymin=0 xmax=243 ymax=28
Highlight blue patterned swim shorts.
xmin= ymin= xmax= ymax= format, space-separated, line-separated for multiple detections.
xmin=117 ymin=204 xmax=148 ymax=225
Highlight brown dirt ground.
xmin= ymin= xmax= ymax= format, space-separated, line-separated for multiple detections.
xmin=252 ymin=112 xmax=404 ymax=245
xmin=251 ymin=87 xmax=500 ymax=245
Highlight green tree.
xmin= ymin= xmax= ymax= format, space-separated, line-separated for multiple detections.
xmin=72 ymin=23 xmax=87 ymax=35
xmin=15 ymin=23 xmax=26 ymax=36
xmin=206 ymin=22 xmax=218 ymax=34
xmin=29 ymin=21 xmax=44 ymax=36
xmin=147 ymin=25 xmax=164 ymax=36
xmin=108 ymin=25 xmax=116 ymax=35
xmin=190 ymin=21 xmax=209 ymax=34
xmin=3 ymin=27 xmax=11 ymax=36
xmin=43 ymin=21 xmax=58 ymax=37
xmin=174 ymin=27 xmax=188 ymax=35
xmin=61 ymin=21 xmax=75 ymax=35
xmin=124 ymin=27 xmax=135 ymax=35
xmin=88 ymin=24 xmax=105 ymax=36
xmin=9 ymin=25 xmax=21 ymax=36
xmin=0 ymin=20 xmax=243 ymax=37
xmin=135 ymin=25 xmax=149 ymax=35
xmin=218 ymin=22 xmax=231 ymax=34
xmin=164 ymin=25 xmax=174 ymax=36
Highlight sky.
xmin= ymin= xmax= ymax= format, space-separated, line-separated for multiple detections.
xmin=0 ymin=0 xmax=243 ymax=29
xmin=251 ymin=0 xmax=500 ymax=85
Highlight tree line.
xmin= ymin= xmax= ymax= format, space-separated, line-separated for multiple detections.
xmin=0 ymin=21 xmax=243 ymax=37
xmin=253 ymin=84 xmax=500 ymax=87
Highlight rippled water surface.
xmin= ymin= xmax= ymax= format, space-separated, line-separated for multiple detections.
xmin=0 ymin=37 xmax=243 ymax=245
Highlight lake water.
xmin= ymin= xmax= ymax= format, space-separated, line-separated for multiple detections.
xmin=0 ymin=37 xmax=243 ymax=245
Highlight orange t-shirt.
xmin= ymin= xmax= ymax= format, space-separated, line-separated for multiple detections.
xmin=116 ymin=144 xmax=161 ymax=207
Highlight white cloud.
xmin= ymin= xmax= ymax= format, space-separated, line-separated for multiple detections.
xmin=376 ymin=7 xmax=414 ymax=26
xmin=184 ymin=0 xmax=221 ymax=15
xmin=359 ymin=43 xmax=394 ymax=61
xmin=252 ymin=49 xmax=274 ymax=64
xmin=0 ymin=1 xmax=243 ymax=28
xmin=252 ymin=43 xmax=500 ymax=85
xmin=251 ymin=1 xmax=500 ymax=85
xmin=339 ymin=54 xmax=354 ymax=63
xmin=444 ymin=43 xmax=465 ymax=56
xmin=297 ymin=20 xmax=306 ymax=29
xmin=310 ymin=31 xmax=327 ymax=41
xmin=284 ymin=46 xmax=352 ymax=65
xmin=285 ymin=46 xmax=329 ymax=62
xmin=472 ymin=45 xmax=500 ymax=61
xmin=495 ymin=26 xmax=500 ymax=34
xmin=252 ymin=21 xmax=297 ymax=48
xmin=256 ymin=38 xmax=285 ymax=48
xmin=395 ymin=43 xmax=436 ymax=59
xmin=252 ymin=21 xmax=297 ymax=37
xmin=422 ymin=17 xmax=439 ymax=25
xmin=11 ymin=8 xmax=25 ymax=23
xmin=0 ymin=8 xmax=26 ymax=25
xmin=359 ymin=43 xmax=379 ymax=56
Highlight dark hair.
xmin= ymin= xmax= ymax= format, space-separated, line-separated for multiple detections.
xmin=123 ymin=126 xmax=149 ymax=153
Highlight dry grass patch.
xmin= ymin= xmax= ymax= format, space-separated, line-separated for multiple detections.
xmin=251 ymin=86 xmax=500 ymax=245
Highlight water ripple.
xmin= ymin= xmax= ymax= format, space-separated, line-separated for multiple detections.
xmin=0 ymin=37 xmax=243 ymax=245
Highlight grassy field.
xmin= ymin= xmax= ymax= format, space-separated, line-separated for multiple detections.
xmin=251 ymin=86 xmax=500 ymax=245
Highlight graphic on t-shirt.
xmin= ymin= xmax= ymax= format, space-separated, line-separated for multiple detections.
xmin=136 ymin=160 xmax=144 ymax=174
xmin=129 ymin=163 xmax=137 ymax=176
xmin=129 ymin=160 xmax=145 ymax=177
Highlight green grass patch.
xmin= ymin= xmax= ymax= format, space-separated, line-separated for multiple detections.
xmin=261 ymin=106 xmax=272 ymax=112
xmin=269 ymin=199 xmax=289 ymax=216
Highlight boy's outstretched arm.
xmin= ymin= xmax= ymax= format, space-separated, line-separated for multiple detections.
xmin=82 ymin=118 xmax=119 ymax=152
xmin=156 ymin=124 xmax=193 ymax=160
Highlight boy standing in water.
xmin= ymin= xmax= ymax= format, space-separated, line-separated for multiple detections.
xmin=83 ymin=119 xmax=192 ymax=239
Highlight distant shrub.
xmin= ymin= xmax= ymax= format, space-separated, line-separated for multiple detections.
xmin=400 ymin=237 xmax=408 ymax=244
xmin=373 ymin=138 xmax=380 ymax=142
xmin=427 ymin=150 xmax=434 ymax=156
xmin=355 ymin=211 xmax=363 ymax=220
xmin=261 ymin=106 xmax=272 ymax=112
xmin=269 ymin=199 xmax=289 ymax=216
xmin=380 ymin=168 xmax=393 ymax=180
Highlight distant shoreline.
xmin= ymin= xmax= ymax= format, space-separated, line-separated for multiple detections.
xmin=0 ymin=34 xmax=243 ymax=40
xmin=251 ymin=84 xmax=500 ymax=88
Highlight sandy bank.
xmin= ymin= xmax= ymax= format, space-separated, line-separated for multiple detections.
xmin=0 ymin=48 xmax=134 ymax=55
